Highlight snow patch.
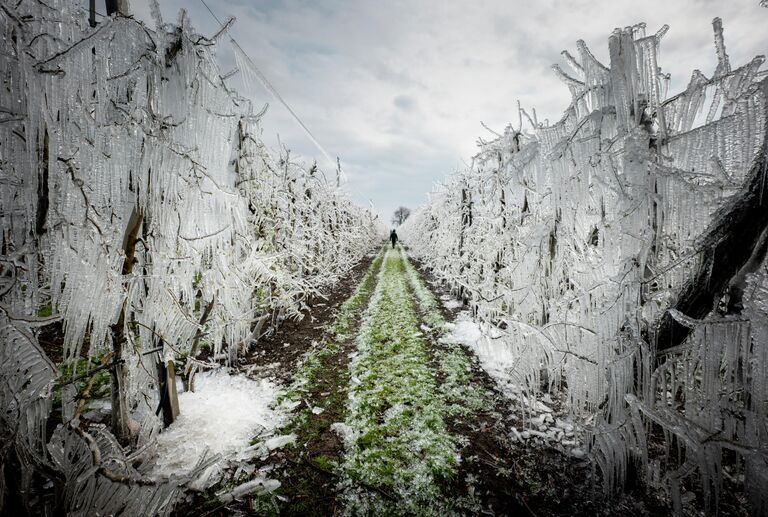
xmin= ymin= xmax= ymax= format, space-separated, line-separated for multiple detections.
xmin=150 ymin=370 xmax=287 ymax=479
xmin=442 ymin=299 xmax=464 ymax=310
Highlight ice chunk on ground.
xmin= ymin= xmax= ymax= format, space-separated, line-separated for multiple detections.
xmin=570 ymin=447 xmax=587 ymax=459
xmin=265 ymin=434 xmax=297 ymax=450
xmin=218 ymin=477 xmax=282 ymax=503
xmin=150 ymin=370 xmax=287 ymax=478
xmin=330 ymin=422 xmax=355 ymax=444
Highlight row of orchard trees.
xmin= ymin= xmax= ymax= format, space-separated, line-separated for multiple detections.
xmin=0 ymin=1 xmax=381 ymax=513
xmin=401 ymin=20 xmax=768 ymax=515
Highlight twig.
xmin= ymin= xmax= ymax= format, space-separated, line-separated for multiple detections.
xmin=57 ymin=355 xmax=123 ymax=389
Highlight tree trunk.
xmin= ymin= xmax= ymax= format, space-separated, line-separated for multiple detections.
xmin=35 ymin=128 xmax=48 ymax=236
xmin=105 ymin=0 xmax=129 ymax=17
xmin=109 ymin=205 xmax=142 ymax=444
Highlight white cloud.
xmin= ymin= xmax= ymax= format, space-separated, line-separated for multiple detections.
xmin=127 ymin=0 xmax=767 ymax=221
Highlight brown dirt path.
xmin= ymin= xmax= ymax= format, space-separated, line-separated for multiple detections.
xmin=228 ymin=248 xmax=385 ymax=516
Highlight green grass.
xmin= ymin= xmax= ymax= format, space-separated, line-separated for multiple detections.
xmin=58 ymin=355 xmax=111 ymax=396
xmin=278 ymin=249 xmax=384 ymax=407
xmin=37 ymin=302 xmax=53 ymax=318
xmin=339 ymin=248 xmax=463 ymax=515
xmin=238 ymin=246 xmax=494 ymax=515
xmin=399 ymin=247 xmax=486 ymax=417
xmin=53 ymin=353 xmax=112 ymax=410
xmin=329 ymin=251 xmax=386 ymax=340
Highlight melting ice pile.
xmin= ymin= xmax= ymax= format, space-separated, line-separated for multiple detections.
xmin=151 ymin=370 xmax=287 ymax=481
xmin=446 ymin=315 xmax=516 ymax=399
xmin=446 ymin=313 xmax=583 ymax=454
xmin=402 ymin=19 xmax=768 ymax=515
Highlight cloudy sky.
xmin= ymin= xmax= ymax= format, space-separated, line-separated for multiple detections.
xmin=125 ymin=0 xmax=767 ymax=222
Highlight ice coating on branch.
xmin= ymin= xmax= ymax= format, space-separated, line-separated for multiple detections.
xmin=401 ymin=19 xmax=767 ymax=514
xmin=0 ymin=1 xmax=383 ymax=514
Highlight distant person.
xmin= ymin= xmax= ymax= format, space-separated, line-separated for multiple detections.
xmin=390 ymin=229 xmax=398 ymax=249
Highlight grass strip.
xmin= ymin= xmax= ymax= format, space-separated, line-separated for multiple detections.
xmin=339 ymin=248 xmax=463 ymax=515
xmin=399 ymin=247 xmax=485 ymax=417
xmin=278 ymin=248 xmax=385 ymax=407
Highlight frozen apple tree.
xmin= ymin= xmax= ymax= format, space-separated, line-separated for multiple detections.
xmin=400 ymin=20 xmax=767 ymax=515
xmin=0 ymin=1 xmax=381 ymax=514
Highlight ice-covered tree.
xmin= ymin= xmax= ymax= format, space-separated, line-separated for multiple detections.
xmin=401 ymin=19 xmax=768 ymax=515
xmin=0 ymin=1 xmax=382 ymax=513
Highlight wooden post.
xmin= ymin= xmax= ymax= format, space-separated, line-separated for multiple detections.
xmin=89 ymin=0 xmax=97 ymax=27
xmin=157 ymin=352 xmax=180 ymax=427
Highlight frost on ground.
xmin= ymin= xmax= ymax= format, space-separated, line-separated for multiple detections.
xmin=150 ymin=370 xmax=289 ymax=483
xmin=339 ymin=249 xmax=466 ymax=515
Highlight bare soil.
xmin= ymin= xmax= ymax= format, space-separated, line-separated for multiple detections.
xmin=244 ymin=253 xmax=376 ymax=383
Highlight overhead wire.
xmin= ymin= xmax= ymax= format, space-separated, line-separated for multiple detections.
xmin=198 ymin=0 xmax=341 ymax=180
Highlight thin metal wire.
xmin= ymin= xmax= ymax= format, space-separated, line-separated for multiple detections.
xmin=198 ymin=0 xmax=339 ymax=175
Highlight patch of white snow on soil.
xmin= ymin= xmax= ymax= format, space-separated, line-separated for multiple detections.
xmin=150 ymin=370 xmax=288 ymax=479
xmin=439 ymin=295 xmax=464 ymax=310
xmin=445 ymin=313 xmax=520 ymax=397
